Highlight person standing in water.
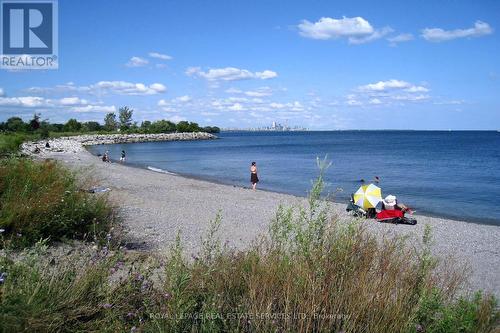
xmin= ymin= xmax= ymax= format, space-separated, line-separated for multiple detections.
xmin=250 ymin=161 xmax=259 ymax=190
xmin=120 ymin=150 xmax=126 ymax=163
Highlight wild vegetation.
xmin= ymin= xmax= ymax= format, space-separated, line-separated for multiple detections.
xmin=0 ymin=158 xmax=117 ymax=249
xmin=0 ymin=159 xmax=498 ymax=332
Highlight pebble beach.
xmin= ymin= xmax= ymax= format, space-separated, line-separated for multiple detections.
xmin=23 ymin=134 xmax=500 ymax=298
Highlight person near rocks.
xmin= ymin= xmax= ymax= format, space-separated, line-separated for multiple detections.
xmin=102 ymin=151 xmax=111 ymax=163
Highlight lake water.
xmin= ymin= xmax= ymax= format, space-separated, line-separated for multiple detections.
xmin=88 ymin=131 xmax=500 ymax=225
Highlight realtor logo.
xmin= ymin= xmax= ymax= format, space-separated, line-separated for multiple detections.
xmin=1 ymin=0 xmax=58 ymax=69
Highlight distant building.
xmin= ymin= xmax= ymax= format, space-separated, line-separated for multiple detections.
xmin=222 ymin=121 xmax=308 ymax=132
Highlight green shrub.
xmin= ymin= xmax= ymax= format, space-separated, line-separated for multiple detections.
xmin=0 ymin=246 xmax=159 ymax=332
xmin=411 ymin=288 xmax=498 ymax=333
xmin=0 ymin=158 xmax=117 ymax=248
xmin=0 ymin=133 xmax=36 ymax=155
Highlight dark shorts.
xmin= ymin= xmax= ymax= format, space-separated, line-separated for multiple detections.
xmin=251 ymin=173 xmax=259 ymax=184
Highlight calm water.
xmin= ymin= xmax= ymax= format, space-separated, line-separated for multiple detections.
xmin=88 ymin=131 xmax=500 ymax=225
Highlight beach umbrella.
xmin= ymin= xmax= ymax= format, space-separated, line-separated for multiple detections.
xmin=353 ymin=184 xmax=382 ymax=209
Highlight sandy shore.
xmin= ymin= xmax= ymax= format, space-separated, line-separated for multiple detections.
xmin=27 ymin=137 xmax=500 ymax=298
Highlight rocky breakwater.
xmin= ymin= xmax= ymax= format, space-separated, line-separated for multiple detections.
xmin=22 ymin=132 xmax=218 ymax=156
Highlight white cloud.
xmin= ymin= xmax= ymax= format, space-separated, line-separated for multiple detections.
xmin=228 ymin=103 xmax=245 ymax=111
xmin=405 ymin=86 xmax=429 ymax=93
xmin=27 ymin=81 xmax=167 ymax=96
xmin=0 ymin=96 xmax=47 ymax=107
xmin=186 ymin=67 xmax=278 ymax=81
xmin=149 ymin=52 xmax=173 ymax=60
xmin=225 ymin=88 xmax=242 ymax=94
xmin=352 ymin=79 xmax=432 ymax=106
xmin=346 ymin=95 xmax=363 ymax=106
xmin=289 ymin=101 xmax=304 ymax=111
xmin=369 ymin=98 xmax=382 ymax=105
xmin=349 ymin=27 xmax=393 ymax=45
xmin=246 ymin=87 xmax=273 ymax=97
xmin=269 ymin=102 xmax=285 ymax=109
xmin=93 ymin=81 xmax=166 ymax=95
xmin=201 ymin=111 xmax=220 ymax=116
xmin=0 ymin=95 xmax=115 ymax=114
xmin=149 ymin=83 xmax=167 ymax=92
xmin=157 ymin=96 xmax=190 ymax=112
xmin=26 ymin=82 xmax=87 ymax=94
xmin=158 ymin=99 xmax=168 ymax=107
xmin=257 ymin=70 xmax=279 ymax=79
xmin=421 ymin=21 xmax=493 ymax=42
xmin=0 ymin=88 xmax=4 ymax=96
xmin=387 ymin=33 xmax=414 ymax=45
xmin=126 ymin=56 xmax=149 ymax=67
xmin=268 ymin=101 xmax=304 ymax=111
xmin=169 ymin=115 xmax=187 ymax=123
xmin=245 ymin=91 xmax=271 ymax=97
xmin=298 ymin=16 xmax=374 ymax=40
xmin=358 ymin=79 xmax=411 ymax=92
xmin=392 ymin=94 xmax=430 ymax=101
xmin=70 ymin=105 xmax=116 ymax=113
xmin=297 ymin=16 xmax=392 ymax=45
xmin=433 ymin=100 xmax=466 ymax=105
xmin=173 ymin=95 xmax=192 ymax=103
xmin=358 ymin=80 xmax=430 ymax=97
xmin=226 ymin=86 xmax=273 ymax=97
xmin=58 ymin=97 xmax=89 ymax=106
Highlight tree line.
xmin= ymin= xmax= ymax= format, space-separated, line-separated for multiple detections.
xmin=0 ymin=106 xmax=220 ymax=137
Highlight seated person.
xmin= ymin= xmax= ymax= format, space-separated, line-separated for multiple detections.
xmin=376 ymin=195 xmax=411 ymax=220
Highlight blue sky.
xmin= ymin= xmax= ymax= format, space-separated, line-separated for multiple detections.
xmin=1 ymin=0 xmax=499 ymax=129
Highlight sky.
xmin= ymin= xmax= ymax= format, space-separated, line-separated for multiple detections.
xmin=1 ymin=0 xmax=499 ymax=130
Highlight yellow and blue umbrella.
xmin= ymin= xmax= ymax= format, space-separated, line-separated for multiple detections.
xmin=353 ymin=184 xmax=382 ymax=209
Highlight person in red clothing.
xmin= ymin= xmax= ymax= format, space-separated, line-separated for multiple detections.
xmin=376 ymin=195 xmax=411 ymax=220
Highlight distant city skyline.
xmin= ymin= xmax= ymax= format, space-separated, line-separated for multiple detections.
xmin=1 ymin=0 xmax=499 ymax=130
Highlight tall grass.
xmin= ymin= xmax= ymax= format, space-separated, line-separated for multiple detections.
xmin=0 ymin=244 xmax=159 ymax=332
xmin=0 ymin=158 xmax=117 ymax=248
xmin=0 ymin=132 xmax=37 ymax=156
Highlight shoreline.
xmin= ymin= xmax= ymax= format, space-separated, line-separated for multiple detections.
xmin=21 ymin=135 xmax=500 ymax=298
xmin=85 ymin=144 xmax=499 ymax=226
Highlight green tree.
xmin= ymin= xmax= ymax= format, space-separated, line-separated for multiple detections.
xmin=150 ymin=120 xmax=176 ymax=133
xmin=63 ymin=119 xmax=82 ymax=132
xmin=176 ymin=121 xmax=190 ymax=132
xmin=203 ymin=126 xmax=220 ymax=133
xmin=104 ymin=112 xmax=118 ymax=131
xmin=5 ymin=117 xmax=27 ymax=132
xmin=48 ymin=123 xmax=64 ymax=132
xmin=82 ymin=121 xmax=102 ymax=132
xmin=188 ymin=122 xmax=200 ymax=132
xmin=140 ymin=120 xmax=152 ymax=133
xmin=29 ymin=113 xmax=41 ymax=131
xmin=118 ymin=106 xmax=133 ymax=131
